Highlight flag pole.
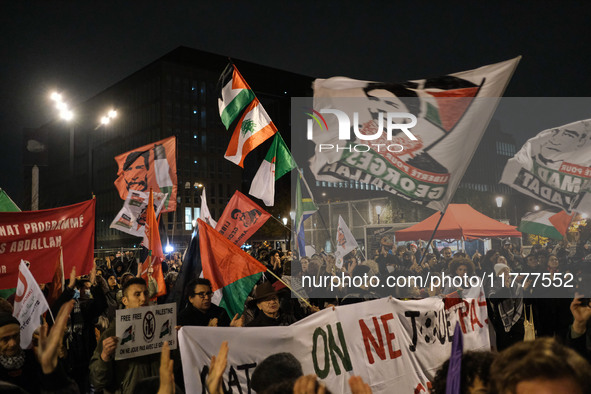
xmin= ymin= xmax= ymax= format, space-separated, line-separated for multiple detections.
xmin=417 ymin=209 xmax=446 ymax=266
xmin=264 ymin=269 xmax=313 ymax=309
xmin=296 ymin=168 xmax=337 ymax=254
xmin=46 ymin=308 xmax=56 ymax=324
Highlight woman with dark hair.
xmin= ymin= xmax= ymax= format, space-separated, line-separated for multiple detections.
xmin=480 ymin=249 xmax=500 ymax=276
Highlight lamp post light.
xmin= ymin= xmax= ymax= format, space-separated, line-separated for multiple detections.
xmin=375 ymin=205 xmax=382 ymax=224
xmin=282 ymin=217 xmax=288 ymax=252
xmin=534 ymin=205 xmax=540 ymax=211
xmin=50 ymin=91 xmax=75 ymax=176
xmin=495 ymin=196 xmax=504 ymax=208
xmin=90 ymin=109 xmax=119 ymax=195
xmin=495 ymin=196 xmax=504 ymax=220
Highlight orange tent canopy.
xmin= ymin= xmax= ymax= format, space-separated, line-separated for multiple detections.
xmin=395 ymin=204 xmax=522 ymax=241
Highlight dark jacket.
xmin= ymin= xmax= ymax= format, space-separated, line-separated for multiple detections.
xmin=0 ymin=353 xmax=78 ymax=394
xmin=0 ymin=349 xmax=41 ymax=393
xmin=177 ymin=303 xmax=231 ymax=327
xmin=89 ymin=321 xmax=159 ymax=394
xmin=566 ymin=321 xmax=591 ymax=363
xmin=246 ymin=311 xmax=297 ymax=327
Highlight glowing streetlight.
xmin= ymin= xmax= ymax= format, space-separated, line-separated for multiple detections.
xmin=495 ymin=196 xmax=504 ymax=208
xmin=165 ymin=244 xmax=174 ymax=254
xmin=282 ymin=217 xmax=288 ymax=226
xmin=97 ymin=109 xmax=118 ymax=128
xmin=582 ymin=213 xmax=588 ymax=219
xmin=534 ymin=205 xmax=540 ymax=211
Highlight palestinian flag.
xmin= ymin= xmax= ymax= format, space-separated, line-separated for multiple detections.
xmin=518 ymin=209 xmax=574 ymax=240
xmin=198 ymin=219 xmax=267 ymax=317
xmin=249 ymin=133 xmax=296 ymax=206
xmin=159 ymin=320 xmax=170 ymax=338
xmin=121 ymin=325 xmax=134 ymax=345
xmin=218 ymin=64 xmax=277 ymax=167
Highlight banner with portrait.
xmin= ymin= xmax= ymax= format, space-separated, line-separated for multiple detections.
xmin=114 ymin=136 xmax=177 ymax=213
xmin=110 ymin=190 xmax=167 ymax=237
xmin=500 ymin=119 xmax=591 ymax=214
xmin=215 ymin=191 xmax=270 ymax=246
xmin=306 ymin=57 xmax=520 ymax=212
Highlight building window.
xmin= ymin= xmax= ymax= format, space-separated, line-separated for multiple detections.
xmin=185 ymin=207 xmax=192 ymax=230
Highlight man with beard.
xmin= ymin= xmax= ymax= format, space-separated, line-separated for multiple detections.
xmin=0 ymin=314 xmax=42 ymax=392
xmin=231 ymin=208 xmax=262 ymax=228
xmin=122 ymin=150 xmax=150 ymax=192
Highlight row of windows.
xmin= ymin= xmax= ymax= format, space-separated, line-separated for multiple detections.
xmin=496 ymin=141 xmax=516 ymax=157
xmin=461 ymin=182 xmax=490 ymax=192
xmin=316 ymin=180 xmax=381 ymax=191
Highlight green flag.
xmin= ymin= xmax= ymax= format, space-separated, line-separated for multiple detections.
xmin=248 ymin=133 xmax=296 ymax=206
xmin=0 ymin=189 xmax=20 ymax=212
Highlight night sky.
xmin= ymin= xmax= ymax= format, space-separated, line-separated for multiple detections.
xmin=2 ymin=1 xmax=591 ymax=207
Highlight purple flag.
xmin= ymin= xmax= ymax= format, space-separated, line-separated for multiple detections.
xmin=446 ymin=322 xmax=463 ymax=394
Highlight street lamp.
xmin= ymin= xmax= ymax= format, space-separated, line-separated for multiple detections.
xmin=99 ymin=109 xmax=117 ymax=127
xmin=375 ymin=205 xmax=382 ymax=224
xmin=495 ymin=196 xmax=504 ymax=208
xmin=495 ymin=196 xmax=504 ymax=220
xmin=282 ymin=217 xmax=288 ymax=251
xmin=534 ymin=205 xmax=540 ymax=211
xmin=50 ymin=91 xmax=75 ymax=176
xmin=90 ymin=108 xmax=119 ymax=195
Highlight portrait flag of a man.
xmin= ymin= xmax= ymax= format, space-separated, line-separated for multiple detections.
xmin=114 ymin=136 xmax=177 ymax=213
xmin=215 ymin=191 xmax=271 ymax=246
xmin=500 ymin=119 xmax=591 ymax=213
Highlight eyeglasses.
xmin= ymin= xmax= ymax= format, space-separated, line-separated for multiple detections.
xmin=194 ymin=291 xmax=213 ymax=299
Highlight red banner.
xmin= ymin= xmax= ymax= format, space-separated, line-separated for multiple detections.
xmin=114 ymin=136 xmax=177 ymax=213
xmin=215 ymin=191 xmax=270 ymax=246
xmin=0 ymin=199 xmax=95 ymax=289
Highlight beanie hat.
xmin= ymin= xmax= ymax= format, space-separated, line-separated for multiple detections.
xmin=0 ymin=313 xmax=20 ymax=328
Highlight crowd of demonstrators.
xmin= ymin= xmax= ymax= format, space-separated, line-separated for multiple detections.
xmin=2 ymin=230 xmax=591 ymax=394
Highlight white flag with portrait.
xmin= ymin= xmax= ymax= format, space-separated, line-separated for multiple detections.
xmin=309 ymin=57 xmax=520 ymax=212
xmin=500 ymin=119 xmax=591 ymax=214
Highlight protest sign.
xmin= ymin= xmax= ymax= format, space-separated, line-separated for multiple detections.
xmin=115 ymin=303 xmax=177 ymax=360
xmin=110 ymin=190 xmax=167 ymax=238
xmin=0 ymin=199 xmax=95 ymax=289
xmin=179 ymin=288 xmax=489 ymax=394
